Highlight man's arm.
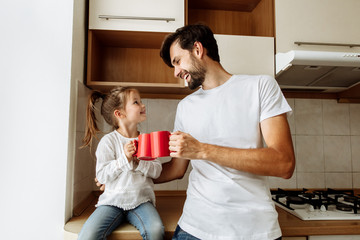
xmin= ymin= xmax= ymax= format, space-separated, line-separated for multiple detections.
xmin=169 ymin=113 xmax=295 ymax=179
xmin=153 ymin=157 xmax=190 ymax=184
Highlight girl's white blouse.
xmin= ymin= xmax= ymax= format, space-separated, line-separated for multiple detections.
xmin=95 ymin=130 xmax=162 ymax=210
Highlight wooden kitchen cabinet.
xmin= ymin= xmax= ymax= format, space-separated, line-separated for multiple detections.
xmin=89 ymin=0 xmax=185 ymax=33
xmin=275 ymin=0 xmax=360 ymax=53
xmin=86 ymin=30 xmax=192 ymax=96
xmin=86 ymin=0 xmax=276 ymax=97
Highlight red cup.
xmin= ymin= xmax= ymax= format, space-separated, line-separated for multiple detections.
xmin=150 ymin=131 xmax=171 ymax=158
xmin=135 ymin=133 xmax=153 ymax=160
xmin=134 ymin=131 xmax=170 ymax=161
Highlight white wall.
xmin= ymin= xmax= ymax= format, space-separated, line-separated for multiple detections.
xmin=0 ymin=1 xmax=75 ymax=239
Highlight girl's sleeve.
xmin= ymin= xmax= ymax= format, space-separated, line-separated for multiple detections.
xmin=135 ymin=159 xmax=162 ymax=179
xmin=95 ymin=137 xmax=132 ymax=184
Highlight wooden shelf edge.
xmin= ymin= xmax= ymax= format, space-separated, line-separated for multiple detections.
xmin=87 ymin=81 xmax=184 ymax=88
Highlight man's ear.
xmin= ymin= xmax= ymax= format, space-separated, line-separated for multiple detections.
xmin=193 ymin=41 xmax=204 ymax=58
xmin=114 ymin=109 xmax=125 ymax=119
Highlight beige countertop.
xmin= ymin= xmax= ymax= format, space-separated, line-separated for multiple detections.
xmin=65 ymin=191 xmax=185 ymax=240
xmin=65 ymin=190 xmax=360 ymax=239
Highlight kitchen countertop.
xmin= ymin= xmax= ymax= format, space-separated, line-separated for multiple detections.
xmin=64 ymin=190 xmax=360 ymax=239
xmin=277 ymin=206 xmax=360 ymax=236
xmin=65 ymin=191 xmax=185 ymax=240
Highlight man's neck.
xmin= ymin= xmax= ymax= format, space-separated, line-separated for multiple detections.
xmin=202 ymin=62 xmax=232 ymax=90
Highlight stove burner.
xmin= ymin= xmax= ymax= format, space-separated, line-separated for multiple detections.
xmin=336 ymin=203 xmax=353 ymax=212
xmin=343 ymin=196 xmax=358 ymax=204
xmin=286 ymin=196 xmax=305 ymax=205
xmin=271 ymin=188 xmax=360 ymax=220
xmin=302 ymin=193 xmax=315 ymax=199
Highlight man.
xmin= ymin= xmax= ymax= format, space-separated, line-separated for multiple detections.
xmin=155 ymin=24 xmax=295 ymax=240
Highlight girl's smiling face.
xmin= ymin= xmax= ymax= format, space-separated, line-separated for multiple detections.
xmin=124 ymin=90 xmax=146 ymax=123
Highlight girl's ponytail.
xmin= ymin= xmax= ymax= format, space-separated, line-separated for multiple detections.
xmin=81 ymin=86 xmax=138 ymax=149
xmin=81 ymin=91 xmax=105 ymax=148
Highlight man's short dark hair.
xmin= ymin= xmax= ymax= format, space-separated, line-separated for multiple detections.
xmin=160 ymin=24 xmax=220 ymax=68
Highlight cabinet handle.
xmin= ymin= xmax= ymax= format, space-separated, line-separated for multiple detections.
xmin=295 ymin=41 xmax=360 ymax=48
xmin=99 ymin=15 xmax=175 ymax=22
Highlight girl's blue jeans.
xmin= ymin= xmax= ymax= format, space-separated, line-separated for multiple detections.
xmin=78 ymin=201 xmax=164 ymax=240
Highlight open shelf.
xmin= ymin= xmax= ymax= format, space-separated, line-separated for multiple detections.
xmin=187 ymin=0 xmax=274 ymax=37
xmin=87 ymin=30 xmax=186 ymax=95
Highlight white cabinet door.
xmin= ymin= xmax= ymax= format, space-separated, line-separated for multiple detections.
xmin=215 ymin=35 xmax=275 ymax=77
xmin=275 ymin=0 xmax=360 ymax=53
xmin=89 ymin=0 xmax=184 ymax=32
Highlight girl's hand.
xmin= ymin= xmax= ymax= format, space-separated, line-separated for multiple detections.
xmin=124 ymin=141 xmax=137 ymax=162
xmin=94 ymin=178 xmax=105 ymax=191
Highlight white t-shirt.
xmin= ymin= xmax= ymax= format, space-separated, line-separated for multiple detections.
xmin=95 ymin=130 xmax=162 ymax=210
xmin=174 ymin=75 xmax=292 ymax=240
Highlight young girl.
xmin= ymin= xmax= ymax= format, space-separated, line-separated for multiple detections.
xmin=78 ymin=87 xmax=164 ymax=240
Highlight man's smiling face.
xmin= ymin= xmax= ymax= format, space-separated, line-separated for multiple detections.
xmin=170 ymin=41 xmax=206 ymax=90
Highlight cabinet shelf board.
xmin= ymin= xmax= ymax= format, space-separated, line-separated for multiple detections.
xmin=188 ymin=0 xmax=262 ymax=12
xmin=87 ymin=81 xmax=194 ymax=99
xmin=91 ymin=30 xmax=170 ymax=49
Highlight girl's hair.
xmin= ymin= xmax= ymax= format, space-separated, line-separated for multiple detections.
xmin=82 ymin=86 xmax=138 ymax=148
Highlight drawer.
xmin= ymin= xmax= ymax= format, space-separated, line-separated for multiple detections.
xmin=89 ymin=0 xmax=185 ymax=32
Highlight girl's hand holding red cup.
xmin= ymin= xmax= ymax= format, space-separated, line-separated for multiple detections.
xmin=124 ymin=141 xmax=137 ymax=163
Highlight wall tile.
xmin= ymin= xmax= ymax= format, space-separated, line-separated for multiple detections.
xmin=295 ymin=135 xmax=324 ymax=172
xmin=351 ymin=136 xmax=360 ymax=172
xmin=186 ymin=162 xmax=193 ymax=174
xmin=74 ymin=132 xmax=96 ymax=184
xmin=350 ymin=104 xmax=360 ymax=135
xmin=297 ymin=172 xmax=325 ymax=189
xmin=295 ymin=99 xmax=323 ymax=135
xmin=286 ymin=98 xmax=295 ymax=134
xmin=353 ymin=173 xmax=360 ymax=188
xmin=268 ymin=174 xmax=297 ymax=189
xmin=325 ymin=173 xmax=352 ymax=188
xmin=146 ymin=99 xmax=179 ymax=132
xmin=76 ymin=81 xmax=92 ymax=132
xmin=177 ymin=172 xmax=190 ymax=190
xmin=138 ymin=99 xmax=149 ymax=133
xmin=322 ymin=100 xmax=350 ymax=136
xmin=324 ymin=136 xmax=351 ymax=172
xmin=73 ymin=175 xmax=94 ymax=208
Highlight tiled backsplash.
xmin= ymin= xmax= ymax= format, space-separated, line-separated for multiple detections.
xmin=270 ymin=99 xmax=360 ymax=189
xmin=73 ymin=83 xmax=360 ymax=207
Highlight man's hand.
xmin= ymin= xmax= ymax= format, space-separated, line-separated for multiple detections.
xmin=169 ymin=131 xmax=205 ymax=159
xmin=95 ymin=177 xmax=105 ymax=191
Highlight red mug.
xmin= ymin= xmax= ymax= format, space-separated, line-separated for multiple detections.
xmin=134 ymin=131 xmax=171 ymax=160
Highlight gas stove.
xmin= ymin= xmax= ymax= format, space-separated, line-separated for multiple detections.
xmin=271 ymin=188 xmax=360 ymax=220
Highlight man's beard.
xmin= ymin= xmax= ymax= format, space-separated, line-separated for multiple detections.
xmin=187 ymin=55 xmax=206 ymax=90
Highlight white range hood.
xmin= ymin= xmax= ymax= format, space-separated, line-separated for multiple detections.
xmin=275 ymin=50 xmax=360 ymax=92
